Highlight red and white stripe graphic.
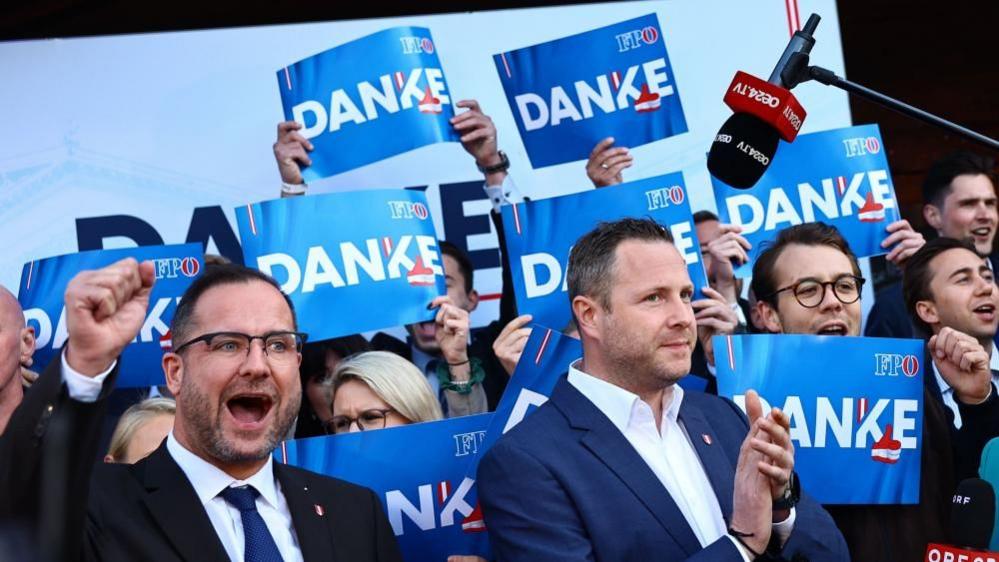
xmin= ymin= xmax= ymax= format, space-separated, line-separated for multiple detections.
xmin=246 ymin=205 xmax=258 ymax=236
xmin=381 ymin=237 xmax=393 ymax=258
xmin=610 ymin=71 xmax=622 ymax=90
xmin=726 ymin=335 xmax=735 ymax=370
xmin=25 ymin=260 xmax=34 ymax=291
xmin=857 ymin=397 xmax=869 ymax=422
xmin=836 ymin=176 xmax=847 ymax=196
xmin=500 ymin=53 xmax=512 ymax=78
xmin=283 ymin=67 xmax=292 ymax=90
xmin=437 ymin=481 xmax=451 ymax=505
xmin=511 ymin=203 xmax=522 ymax=235
xmin=394 ymin=71 xmax=405 ymax=91
xmin=784 ymin=0 xmax=801 ymax=36
xmin=535 ymin=328 xmax=553 ymax=365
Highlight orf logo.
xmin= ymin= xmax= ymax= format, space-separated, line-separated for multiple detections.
xmin=641 ymin=26 xmax=659 ymax=44
xmin=180 ymin=257 xmax=201 ymax=277
xmin=420 ymin=37 xmax=434 ymax=54
xmin=874 ymin=353 xmax=920 ymax=377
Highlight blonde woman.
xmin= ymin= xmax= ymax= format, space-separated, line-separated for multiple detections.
xmin=326 ymin=351 xmax=485 ymax=434
xmin=104 ymin=398 xmax=175 ymax=464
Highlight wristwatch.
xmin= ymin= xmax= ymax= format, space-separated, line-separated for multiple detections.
xmin=773 ymin=471 xmax=800 ymax=511
xmin=477 ymin=150 xmax=510 ymax=174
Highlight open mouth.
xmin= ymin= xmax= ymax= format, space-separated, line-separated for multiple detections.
xmin=226 ymin=394 xmax=274 ymax=426
xmin=413 ymin=321 xmax=436 ymax=338
xmin=817 ymin=323 xmax=848 ymax=336
xmin=974 ymin=303 xmax=996 ymax=320
xmin=972 ymin=227 xmax=993 ymax=238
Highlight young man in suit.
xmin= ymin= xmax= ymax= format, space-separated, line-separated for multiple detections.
xmin=750 ymin=222 xmax=979 ymax=561
xmin=0 ymin=260 xmax=401 ymax=561
xmin=867 ymin=150 xmax=997 ymax=339
xmin=902 ymin=237 xmax=999 ymax=479
xmin=477 ymin=218 xmax=848 ymax=561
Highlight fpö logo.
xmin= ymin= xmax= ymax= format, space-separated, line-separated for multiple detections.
xmin=399 ymin=36 xmax=434 ymax=55
xmin=842 ymin=136 xmax=882 ymax=158
xmin=151 ymin=257 xmax=201 ymax=280
xmin=614 ymin=25 xmax=660 ymax=52
xmin=874 ymin=353 xmax=919 ymax=378
xmin=644 ymin=185 xmax=685 ymax=211
xmin=387 ymin=200 xmax=430 ymax=220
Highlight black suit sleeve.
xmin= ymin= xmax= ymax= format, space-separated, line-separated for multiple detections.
xmin=491 ymin=209 xmax=517 ymax=326
xmin=953 ymin=383 xmax=999 ymax=480
xmin=0 ymin=353 xmax=118 ymax=558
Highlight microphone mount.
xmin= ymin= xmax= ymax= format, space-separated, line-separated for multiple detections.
xmin=778 ymin=13 xmax=999 ymax=151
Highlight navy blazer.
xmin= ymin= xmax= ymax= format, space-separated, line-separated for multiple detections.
xmin=477 ymin=378 xmax=849 ymax=561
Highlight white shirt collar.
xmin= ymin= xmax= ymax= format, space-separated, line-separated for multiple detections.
xmin=566 ymin=359 xmax=683 ymax=434
xmin=166 ymin=431 xmax=280 ymax=510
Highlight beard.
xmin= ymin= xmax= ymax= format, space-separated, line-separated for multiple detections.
xmin=179 ymin=376 xmax=301 ymax=465
xmin=601 ymin=319 xmax=692 ymax=393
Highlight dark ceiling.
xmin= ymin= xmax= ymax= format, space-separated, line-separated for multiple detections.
xmin=1 ymin=0 xmax=996 ymax=224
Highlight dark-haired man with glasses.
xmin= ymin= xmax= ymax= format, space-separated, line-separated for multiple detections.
xmin=749 ymin=222 xmax=962 ymax=562
xmin=0 ymin=260 xmax=402 ymax=561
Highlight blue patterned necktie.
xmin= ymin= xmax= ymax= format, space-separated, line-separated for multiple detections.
xmin=219 ymin=485 xmax=284 ymax=562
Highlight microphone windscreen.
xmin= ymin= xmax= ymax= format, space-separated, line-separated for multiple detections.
xmin=707 ymin=112 xmax=781 ymax=189
xmin=951 ymin=477 xmax=996 ymax=549
xmin=978 ymin=437 xmax=999 ymax=550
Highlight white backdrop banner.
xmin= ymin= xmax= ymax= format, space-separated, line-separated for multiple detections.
xmin=0 ymin=0 xmax=851 ymax=327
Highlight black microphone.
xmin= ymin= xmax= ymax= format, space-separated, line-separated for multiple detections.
xmin=950 ymin=478 xmax=996 ymax=550
xmin=706 ymin=15 xmax=820 ymax=189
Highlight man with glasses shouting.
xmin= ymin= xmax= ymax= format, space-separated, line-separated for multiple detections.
xmin=749 ymin=222 xmax=961 ymax=562
xmin=0 ymin=260 xmax=402 ymax=561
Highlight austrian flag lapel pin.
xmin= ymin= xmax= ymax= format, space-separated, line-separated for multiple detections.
xmin=702 ymin=434 xmax=713 ymax=446
xmin=314 ymin=504 xmax=325 ymax=517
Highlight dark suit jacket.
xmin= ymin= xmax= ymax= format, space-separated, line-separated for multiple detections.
xmin=477 ymin=378 xmax=849 ymax=561
xmin=0 ymin=357 xmax=403 ymax=562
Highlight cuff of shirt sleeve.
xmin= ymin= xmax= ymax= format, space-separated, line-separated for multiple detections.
xmin=773 ymin=506 xmax=797 ymax=546
xmin=483 ymin=175 xmax=524 ymax=213
xmin=280 ymin=181 xmax=308 ymax=196
xmin=61 ymin=349 xmax=115 ymax=403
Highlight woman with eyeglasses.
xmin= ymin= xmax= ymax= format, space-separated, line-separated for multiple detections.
xmin=325 ymin=351 xmax=444 ymax=434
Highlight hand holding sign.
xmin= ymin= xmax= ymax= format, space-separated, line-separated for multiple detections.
xmin=882 ymin=219 xmax=925 ymax=267
xmin=492 ymin=314 xmax=533 ymax=376
xmin=433 ymin=295 xmax=471 ymax=380
xmin=705 ymin=224 xmax=751 ymax=304
xmin=65 ymin=258 xmax=155 ymax=376
xmin=452 ymin=100 xmax=502 ymax=173
xmin=693 ymin=286 xmax=739 ymax=366
xmin=731 ymin=389 xmax=775 ymax=554
xmin=586 ymin=137 xmax=631 ymax=188
xmin=273 ymin=121 xmax=314 ymax=186
xmin=930 ymin=327 xmax=992 ymax=404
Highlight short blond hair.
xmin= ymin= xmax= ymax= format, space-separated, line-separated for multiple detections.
xmin=107 ymin=398 xmax=176 ymax=462
xmin=331 ymin=351 xmax=443 ymax=424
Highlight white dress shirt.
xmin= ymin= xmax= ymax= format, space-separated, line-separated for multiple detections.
xmin=60 ymin=351 xmax=305 ymax=562
xmin=567 ymin=362 xmax=794 ymax=560
xmin=932 ymin=342 xmax=999 ymax=429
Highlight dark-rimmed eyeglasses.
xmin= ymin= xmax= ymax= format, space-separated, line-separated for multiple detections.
xmin=765 ymin=274 xmax=865 ymax=309
xmin=324 ymin=409 xmax=395 ymax=434
xmin=172 ymin=331 xmax=307 ymax=363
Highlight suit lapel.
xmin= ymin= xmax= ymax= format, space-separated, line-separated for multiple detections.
xmin=679 ymin=403 xmax=735 ymax=519
xmin=552 ymin=380 xmax=702 ymax=556
xmin=276 ymin=464 xmax=339 ymax=562
xmin=138 ymin=444 xmax=229 ymax=562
